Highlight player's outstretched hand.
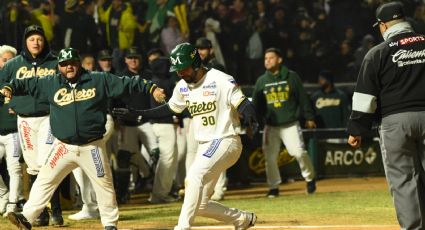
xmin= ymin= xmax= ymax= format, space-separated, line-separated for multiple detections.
xmin=0 ymin=88 xmax=12 ymax=99
xmin=153 ymin=87 xmax=166 ymax=103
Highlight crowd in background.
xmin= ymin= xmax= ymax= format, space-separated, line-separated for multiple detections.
xmin=0 ymin=0 xmax=424 ymax=85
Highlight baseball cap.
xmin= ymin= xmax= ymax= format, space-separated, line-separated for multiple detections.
xmin=58 ymin=48 xmax=80 ymax=63
xmin=125 ymin=47 xmax=142 ymax=58
xmin=195 ymin=37 xmax=212 ymax=49
xmin=97 ymin=49 xmax=112 ymax=60
xmin=24 ymin=25 xmax=45 ymax=40
xmin=373 ymin=1 xmax=405 ymax=27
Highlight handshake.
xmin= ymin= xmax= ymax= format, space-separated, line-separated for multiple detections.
xmin=112 ymin=108 xmax=142 ymax=123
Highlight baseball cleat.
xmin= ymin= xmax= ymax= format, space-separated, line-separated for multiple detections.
xmin=7 ymin=212 xmax=32 ymax=230
xmin=235 ymin=212 xmax=257 ymax=230
xmin=306 ymin=179 xmax=316 ymax=194
xmin=68 ymin=209 xmax=100 ymax=220
xmin=266 ymin=188 xmax=279 ymax=198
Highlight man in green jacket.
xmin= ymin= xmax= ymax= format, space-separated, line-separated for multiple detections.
xmin=1 ymin=47 xmax=166 ymax=230
xmin=252 ymin=48 xmax=317 ymax=198
xmin=0 ymin=25 xmax=63 ymax=226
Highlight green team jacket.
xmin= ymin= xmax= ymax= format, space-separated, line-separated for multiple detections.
xmin=5 ymin=70 xmax=156 ymax=145
xmin=0 ymin=53 xmax=57 ymax=116
xmin=0 ymin=69 xmax=17 ymax=135
xmin=252 ymin=65 xmax=315 ymax=126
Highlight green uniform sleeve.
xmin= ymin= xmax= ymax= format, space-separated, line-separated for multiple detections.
xmin=251 ymin=77 xmax=267 ymax=123
xmin=292 ymin=73 xmax=315 ymax=121
xmin=7 ymin=77 xmax=48 ymax=98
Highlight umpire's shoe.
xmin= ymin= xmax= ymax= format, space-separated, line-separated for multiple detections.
xmin=7 ymin=212 xmax=32 ymax=230
xmin=234 ymin=212 xmax=257 ymax=230
xmin=105 ymin=226 xmax=117 ymax=230
xmin=33 ymin=207 xmax=49 ymax=226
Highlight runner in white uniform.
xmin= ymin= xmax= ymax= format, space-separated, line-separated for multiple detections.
xmin=113 ymin=43 xmax=258 ymax=230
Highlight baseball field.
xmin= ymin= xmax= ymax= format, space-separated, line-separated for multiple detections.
xmin=0 ymin=176 xmax=399 ymax=230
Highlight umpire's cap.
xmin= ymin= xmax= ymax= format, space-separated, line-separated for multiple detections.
xmin=373 ymin=1 xmax=405 ymax=27
xmin=58 ymin=48 xmax=80 ymax=63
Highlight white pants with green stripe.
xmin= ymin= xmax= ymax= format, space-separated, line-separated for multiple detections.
xmin=175 ymin=135 xmax=245 ymax=230
xmin=22 ymin=139 xmax=118 ymax=227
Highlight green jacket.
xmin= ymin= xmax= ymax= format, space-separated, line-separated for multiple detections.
xmin=252 ymin=66 xmax=315 ymax=126
xmin=6 ymin=70 xmax=156 ymax=145
xmin=0 ymin=69 xmax=17 ymax=135
xmin=0 ymin=54 xmax=57 ymax=116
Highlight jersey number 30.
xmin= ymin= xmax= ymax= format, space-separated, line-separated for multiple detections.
xmin=202 ymin=116 xmax=216 ymax=126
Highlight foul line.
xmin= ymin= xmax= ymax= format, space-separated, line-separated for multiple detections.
xmin=190 ymin=225 xmax=398 ymax=229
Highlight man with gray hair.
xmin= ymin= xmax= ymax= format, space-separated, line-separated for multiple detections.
xmin=347 ymin=2 xmax=425 ymax=229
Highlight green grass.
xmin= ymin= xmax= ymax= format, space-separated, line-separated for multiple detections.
xmin=0 ymin=188 xmax=398 ymax=229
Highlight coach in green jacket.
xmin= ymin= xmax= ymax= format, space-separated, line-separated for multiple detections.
xmin=252 ymin=48 xmax=316 ymax=198
xmin=2 ymin=48 xmax=165 ymax=230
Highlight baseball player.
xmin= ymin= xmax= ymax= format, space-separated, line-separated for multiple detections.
xmin=1 ymin=47 xmax=166 ymax=230
xmin=252 ymin=47 xmax=316 ymax=198
xmin=114 ymin=43 xmax=257 ymax=230
xmin=0 ymin=25 xmax=63 ymax=226
xmin=0 ymin=44 xmax=23 ymax=217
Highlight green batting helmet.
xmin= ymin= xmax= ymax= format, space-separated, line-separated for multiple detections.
xmin=169 ymin=43 xmax=201 ymax=72
xmin=58 ymin=48 xmax=80 ymax=63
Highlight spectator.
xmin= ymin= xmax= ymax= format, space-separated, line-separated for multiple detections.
xmin=160 ymin=13 xmax=187 ymax=55
xmin=81 ymin=54 xmax=96 ymax=71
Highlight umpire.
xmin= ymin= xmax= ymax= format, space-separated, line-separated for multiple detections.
xmin=347 ymin=2 xmax=425 ymax=229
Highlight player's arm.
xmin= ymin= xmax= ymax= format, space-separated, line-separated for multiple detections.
xmin=0 ymin=76 xmax=47 ymax=98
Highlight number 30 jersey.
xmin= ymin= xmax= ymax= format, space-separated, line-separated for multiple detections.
xmin=168 ymin=68 xmax=246 ymax=142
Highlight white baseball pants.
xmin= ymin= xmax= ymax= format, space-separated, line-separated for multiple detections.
xmin=263 ymin=122 xmax=315 ymax=189
xmin=0 ymin=132 xmax=22 ymax=203
xmin=151 ymin=123 xmax=178 ymax=200
xmin=17 ymin=115 xmax=53 ymax=175
xmin=22 ymin=139 xmax=118 ymax=227
xmin=175 ymin=135 xmax=244 ymax=230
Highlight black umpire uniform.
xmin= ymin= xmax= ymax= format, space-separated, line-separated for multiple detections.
xmin=347 ymin=2 xmax=425 ymax=229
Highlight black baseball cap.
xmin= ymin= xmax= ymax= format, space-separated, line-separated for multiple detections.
xmin=97 ymin=49 xmax=112 ymax=60
xmin=373 ymin=1 xmax=405 ymax=27
xmin=195 ymin=37 xmax=212 ymax=49
xmin=125 ymin=47 xmax=142 ymax=58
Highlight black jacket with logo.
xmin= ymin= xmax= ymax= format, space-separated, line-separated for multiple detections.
xmin=347 ymin=31 xmax=425 ymax=136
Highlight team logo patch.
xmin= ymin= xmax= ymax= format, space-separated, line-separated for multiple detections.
xmin=203 ymin=139 xmax=222 ymax=158
xmin=91 ymin=148 xmax=105 ymax=177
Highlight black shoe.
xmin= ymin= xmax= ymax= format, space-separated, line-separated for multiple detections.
xmin=307 ymin=179 xmax=316 ymax=194
xmin=50 ymin=214 xmax=64 ymax=226
xmin=105 ymin=226 xmax=117 ymax=230
xmin=7 ymin=212 xmax=32 ymax=230
xmin=33 ymin=207 xmax=49 ymax=227
xmin=266 ymin=188 xmax=279 ymax=198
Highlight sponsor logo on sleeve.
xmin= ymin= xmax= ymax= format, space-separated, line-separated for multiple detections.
xmin=399 ymin=36 xmax=425 ymax=46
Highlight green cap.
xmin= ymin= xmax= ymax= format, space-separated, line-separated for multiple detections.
xmin=58 ymin=48 xmax=80 ymax=63
xmin=169 ymin=43 xmax=201 ymax=72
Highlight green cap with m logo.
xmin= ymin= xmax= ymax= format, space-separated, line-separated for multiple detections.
xmin=58 ymin=48 xmax=80 ymax=63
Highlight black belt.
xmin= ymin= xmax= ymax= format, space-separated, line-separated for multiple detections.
xmin=59 ymin=136 xmax=103 ymax=145
xmin=18 ymin=111 xmax=49 ymax=117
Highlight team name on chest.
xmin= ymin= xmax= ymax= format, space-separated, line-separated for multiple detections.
xmin=16 ymin=66 xmax=56 ymax=79
xmin=186 ymin=100 xmax=217 ymax=116
xmin=54 ymin=88 xmax=96 ymax=106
